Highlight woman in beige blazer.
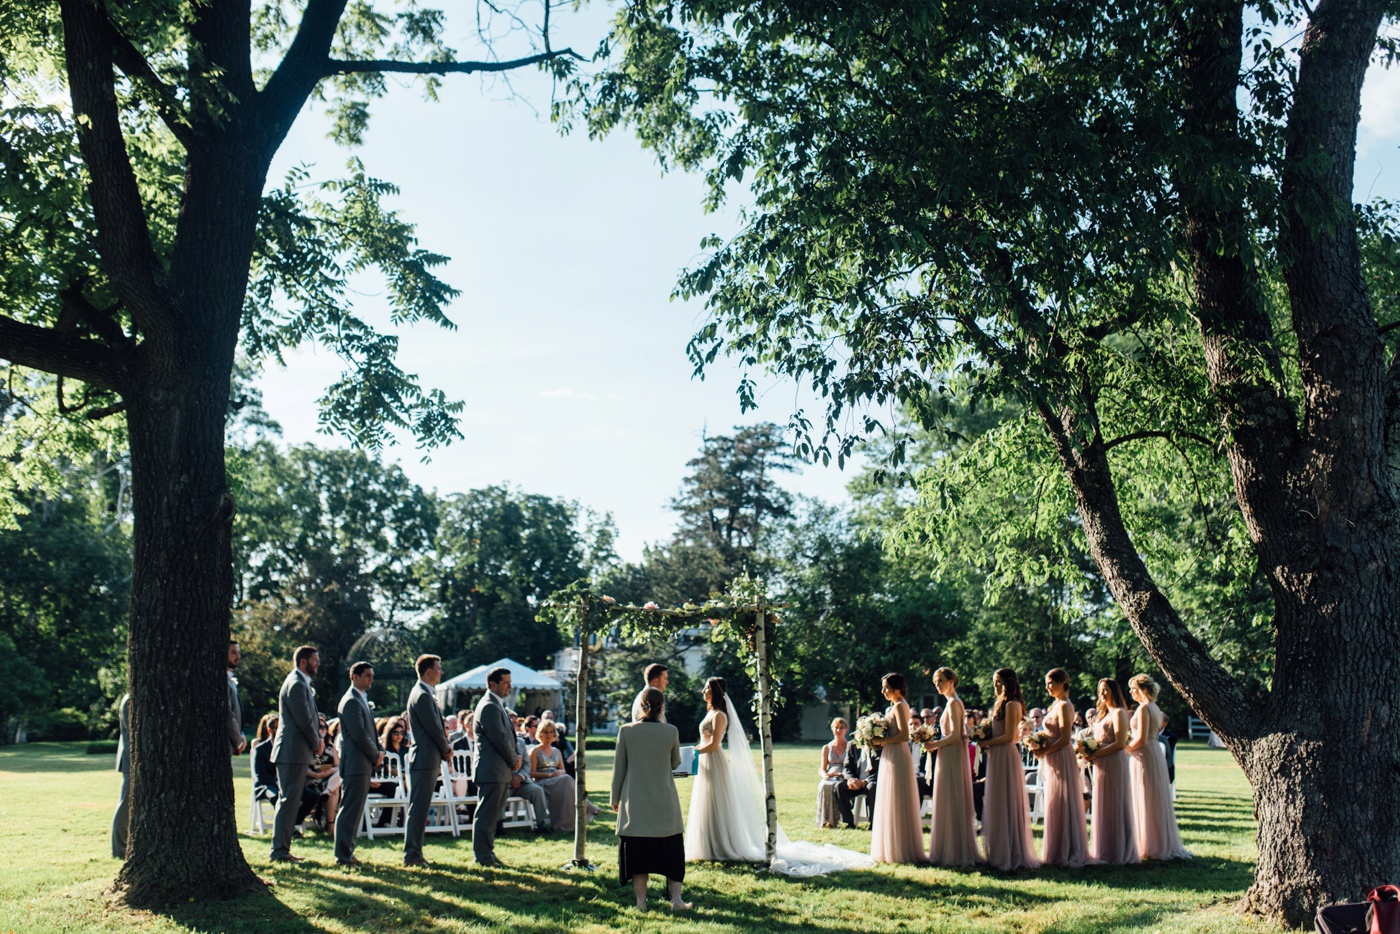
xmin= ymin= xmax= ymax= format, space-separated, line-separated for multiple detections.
xmin=611 ymin=687 xmax=690 ymax=911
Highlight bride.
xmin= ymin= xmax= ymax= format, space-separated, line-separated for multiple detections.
xmin=684 ymin=677 xmax=873 ymax=876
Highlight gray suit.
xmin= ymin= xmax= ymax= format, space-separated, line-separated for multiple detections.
xmin=227 ymin=672 xmax=244 ymax=754
xmin=471 ymin=690 xmax=518 ymax=863
xmin=111 ymin=693 xmax=131 ymax=859
xmin=403 ymin=681 xmax=452 ymax=862
xmin=270 ymin=668 xmax=319 ymax=859
xmin=334 ymin=686 xmax=382 ymax=862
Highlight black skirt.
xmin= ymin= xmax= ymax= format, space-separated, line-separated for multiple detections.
xmin=617 ymin=833 xmax=686 ymax=885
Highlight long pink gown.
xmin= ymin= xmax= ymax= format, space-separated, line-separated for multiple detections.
xmin=870 ymin=700 xmax=924 ymax=864
xmin=927 ymin=701 xmax=979 ymax=865
xmin=980 ymin=712 xmax=1040 ymax=871
xmin=1128 ymin=703 xmax=1192 ymax=860
xmin=1039 ymin=699 xmax=1089 ymax=867
xmin=1090 ymin=712 xmax=1140 ymax=865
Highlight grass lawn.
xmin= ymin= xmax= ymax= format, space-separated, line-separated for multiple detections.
xmin=0 ymin=740 xmax=1290 ymax=933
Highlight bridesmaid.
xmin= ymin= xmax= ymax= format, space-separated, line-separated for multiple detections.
xmin=1032 ymin=668 xmax=1089 ymax=867
xmin=1126 ymin=675 xmax=1192 ymax=860
xmin=924 ymin=666 xmax=979 ymax=865
xmin=978 ymin=668 xmax=1040 ymax=871
xmin=869 ymin=672 xmax=925 ymax=863
xmin=1083 ymin=678 xmax=1139 ymax=865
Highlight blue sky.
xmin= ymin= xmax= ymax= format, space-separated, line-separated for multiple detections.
xmin=255 ymin=7 xmax=1400 ymax=562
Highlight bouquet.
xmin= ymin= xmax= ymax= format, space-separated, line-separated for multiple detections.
xmin=910 ymin=722 xmax=936 ymax=745
xmin=853 ymin=714 xmax=889 ymax=748
xmin=1023 ymin=728 xmax=1052 ymax=752
xmin=1072 ymin=728 xmax=1100 ymax=758
xmin=967 ymin=721 xmax=992 ymax=743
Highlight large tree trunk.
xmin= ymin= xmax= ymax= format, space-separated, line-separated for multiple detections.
xmin=114 ymin=352 xmax=263 ymax=906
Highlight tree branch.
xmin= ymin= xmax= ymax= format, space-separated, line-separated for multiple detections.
xmin=59 ymin=0 xmax=169 ymax=334
xmin=105 ymin=18 xmax=194 ymax=148
xmin=322 ymin=48 xmax=584 ymax=78
xmin=1102 ymin=429 xmax=1217 ymax=453
xmin=259 ymin=0 xmax=351 ymax=154
xmin=0 ymin=315 xmax=129 ymax=392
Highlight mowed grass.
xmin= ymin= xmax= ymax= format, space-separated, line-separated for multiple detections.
xmin=0 ymin=740 xmax=1291 ymax=933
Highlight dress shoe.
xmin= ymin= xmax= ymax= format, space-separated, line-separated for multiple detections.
xmin=476 ymin=857 xmax=504 ymax=868
xmin=403 ymin=857 xmax=431 ymax=868
xmin=336 ymin=857 xmax=363 ymax=867
xmin=270 ymin=854 xmax=304 ymax=863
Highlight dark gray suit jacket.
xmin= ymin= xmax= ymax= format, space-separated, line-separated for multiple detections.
xmin=405 ymin=681 xmax=452 ymax=773
xmin=472 ymin=691 xmax=516 ymax=784
xmin=227 ymin=672 xmax=243 ymax=754
xmin=337 ymin=687 xmax=382 ymax=777
xmin=116 ymin=693 xmax=131 ymax=773
xmin=272 ymin=669 xmax=319 ymax=765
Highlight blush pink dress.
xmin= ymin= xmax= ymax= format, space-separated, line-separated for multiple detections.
xmin=980 ymin=711 xmax=1040 ymax=871
xmin=870 ymin=700 xmax=924 ymax=864
xmin=1128 ymin=703 xmax=1192 ymax=861
xmin=927 ymin=700 xmax=979 ymax=865
xmin=1089 ymin=711 xmax=1140 ymax=865
xmin=1039 ymin=699 xmax=1089 ymax=867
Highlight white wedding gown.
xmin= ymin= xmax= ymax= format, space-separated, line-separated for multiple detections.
xmin=685 ymin=696 xmax=875 ymax=876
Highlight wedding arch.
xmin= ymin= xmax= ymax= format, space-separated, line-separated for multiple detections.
xmin=538 ymin=574 xmax=784 ymax=871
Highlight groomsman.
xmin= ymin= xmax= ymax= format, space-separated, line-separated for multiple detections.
xmin=335 ymin=661 xmax=384 ymax=866
xmin=472 ymin=667 xmax=521 ymax=867
xmin=630 ymin=663 xmax=668 ymax=723
xmin=227 ymin=640 xmax=247 ymax=755
xmin=837 ymin=718 xmax=881 ymax=829
xmin=111 ymin=692 xmax=131 ymax=859
xmin=404 ymin=654 xmax=453 ymax=867
xmin=270 ymin=645 xmax=322 ymax=862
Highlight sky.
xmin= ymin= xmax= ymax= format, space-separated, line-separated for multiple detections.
xmin=254 ymin=7 xmax=1400 ymax=563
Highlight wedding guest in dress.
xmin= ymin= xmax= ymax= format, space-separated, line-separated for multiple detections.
xmin=1127 ymin=675 xmax=1192 ymax=860
xmin=305 ymin=714 xmax=340 ymax=832
xmin=613 ymin=687 xmax=690 ymax=911
xmin=817 ymin=717 xmax=849 ymax=828
xmin=270 ymin=645 xmax=322 ymax=862
xmin=111 ymin=692 xmax=131 ymax=859
xmin=252 ymin=714 xmax=279 ymax=804
xmin=870 ymin=672 xmax=924 ymax=864
xmin=335 ymin=661 xmax=384 ymax=866
xmin=925 ymin=667 xmax=979 ymax=866
xmin=1083 ymin=678 xmax=1139 ymax=864
xmin=530 ymin=721 xmax=583 ymax=831
xmin=404 ymin=654 xmax=454 ymax=866
xmin=631 ymin=663 xmax=669 ymax=723
xmin=978 ymin=668 xmax=1040 ymax=871
xmin=837 ymin=717 xmax=880 ymax=830
xmin=473 ymin=667 xmax=523 ymax=866
xmin=909 ymin=712 xmax=932 ymax=801
xmin=1032 ymin=668 xmax=1089 ymax=867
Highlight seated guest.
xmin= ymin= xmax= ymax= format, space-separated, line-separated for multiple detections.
xmin=836 ymin=714 xmax=880 ymax=829
xmin=454 ymin=711 xmax=475 ymax=751
xmin=445 ymin=714 xmax=464 ymax=746
xmin=253 ymin=714 xmax=280 ymax=802
xmin=371 ymin=716 xmax=408 ymax=827
xmin=910 ymin=712 xmax=932 ymax=801
xmin=530 ymin=720 xmax=597 ymax=830
xmin=817 ymin=717 xmax=848 ymax=828
xmin=522 ymin=716 xmax=541 ymax=747
xmin=305 ymin=714 xmax=341 ymax=833
xmin=510 ymin=715 xmax=551 ymax=832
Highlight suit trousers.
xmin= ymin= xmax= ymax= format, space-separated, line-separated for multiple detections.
xmin=111 ymin=769 xmax=130 ymax=859
xmin=271 ymin=760 xmax=310 ymax=858
xmin=836 ymin=781 xmax=877 ymax=827
xmin=473 ymin=781 xmax=510 ymax=862
xmin=513 ymin=781 xmax=549 ymax=830
xmin=334 ymin=772 xmax=370 ymax=862
xmin=404 ymin=768 xmax=439 ymax=861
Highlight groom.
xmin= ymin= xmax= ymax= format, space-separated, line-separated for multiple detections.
xmin=630 ymin=663 xmax=668 ymax=723
xmin=837 ymin=715 xmax=880 ymax=830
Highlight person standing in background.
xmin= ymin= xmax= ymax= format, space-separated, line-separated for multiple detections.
xmin=335 ymin=661 xmax=384 ymax=866
xmin=403 ymin=654 xmax=453 ymax=867
xmin=228 ymin=640 xmax=247 ymax=755
xmin=270 ymin=645 xmax=322 ymax=862
xmin=111 ymin=693 xmax=131 ymax=859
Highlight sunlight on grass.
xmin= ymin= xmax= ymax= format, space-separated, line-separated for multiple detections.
xmin=0 ymin=741 xmax=1287 ymax=933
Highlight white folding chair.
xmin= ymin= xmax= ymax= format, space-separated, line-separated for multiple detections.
xmin=920 ymin=796 xmax=933 ymax=827
xmin=361 ymin=751 xmax=409 ymax=839
xmin=1025 ymin=767 xmax=1045 ymax=824
xmin=416 ymin=763 xmax=458 ymax=837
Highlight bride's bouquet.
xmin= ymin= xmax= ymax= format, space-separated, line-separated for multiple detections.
xmin=853 ymin=713 xmax=889 ymax=748
xmin=1023 ymin=728 xmax=1052 ymax=752
xmin=967 ymin=721 xmax=992 ymax=743
xmin=1072 ymin=728 xmax=1100 ymax=758
xmin=910 ymin=722 xmax=936 ymax=745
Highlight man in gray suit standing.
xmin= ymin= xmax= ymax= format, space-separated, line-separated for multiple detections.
xmin=227 ymin=640 xmax=247 ymax=755
xmin=472 ymin=666 xmax=521 ymax=867
xmin=270 ymin=645 xmax=322 ymax=862
xmin=630 ymin=663 xmax=669 ymax=723
xmin=403 ymin=654 xmax=453 ymax=867
xmin=111 ymin=692 xmax=131 ymax=859
xmin=335 ymin=660 xmax=384 ymax=866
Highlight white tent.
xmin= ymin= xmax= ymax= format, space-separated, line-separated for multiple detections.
xmin=435 ymin=657 xmax=565 ymax=718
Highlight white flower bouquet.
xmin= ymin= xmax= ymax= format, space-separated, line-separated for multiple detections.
xmin=1072 ymin=728 xmax=1100 ymax=758
xmin=1024 ymin=728 xmax=1052 ymax=751
xmin=967 ymin=721 xmax=992 ymax=743
xmin=910 ymin=722 xmax=936 ymax=745
xmin=853 ymin=714 xmax=889 ymax=748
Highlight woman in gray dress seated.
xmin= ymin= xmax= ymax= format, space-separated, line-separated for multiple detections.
xmin=611 ymin=687 xmax=691 ymax=911
xmin=529 ymin=720 xmax=600 ymax=830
